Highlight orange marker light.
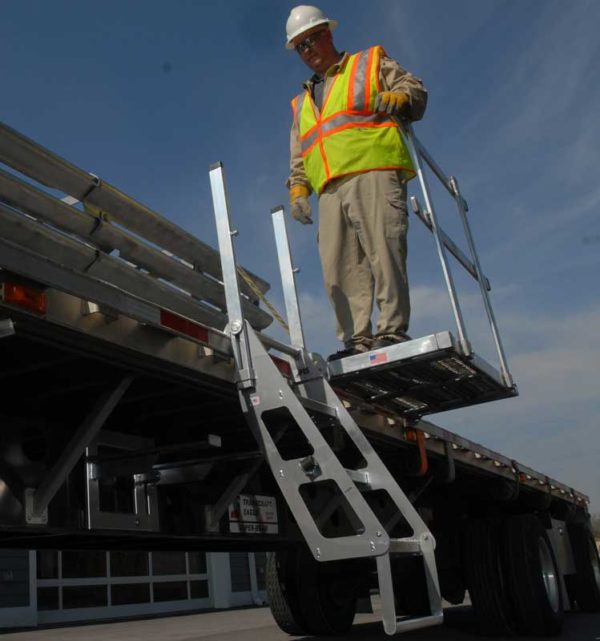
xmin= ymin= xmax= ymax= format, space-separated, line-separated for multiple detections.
xmin=2 ymin=282 xmax=47 ymax=315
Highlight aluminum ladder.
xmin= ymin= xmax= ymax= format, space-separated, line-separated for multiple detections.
xmin=209 ymin=163 xmax=443 ymax=635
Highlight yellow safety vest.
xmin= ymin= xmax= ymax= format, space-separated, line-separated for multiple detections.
xmin=292 ymin=46 xmax=415 ymax=195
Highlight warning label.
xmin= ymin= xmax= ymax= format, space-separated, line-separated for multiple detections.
xmin=228 ymin=494 xmax=278 ymax=535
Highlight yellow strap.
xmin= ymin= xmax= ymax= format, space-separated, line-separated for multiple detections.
xmin=236 ymin=266 xmax=289 ymax=334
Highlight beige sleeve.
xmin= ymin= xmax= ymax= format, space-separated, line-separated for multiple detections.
xmin=379 ymin=54 xmax=428 ymax=122
xmin=287 ymin=111 xmax=312 ymax=192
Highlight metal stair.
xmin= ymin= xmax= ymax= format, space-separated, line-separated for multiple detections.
xmin=209 ymin=163 xmax=443 ymax=635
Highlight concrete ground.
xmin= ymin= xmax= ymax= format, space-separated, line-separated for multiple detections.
xmin=0 ymin=605 xmax=599 ymax=641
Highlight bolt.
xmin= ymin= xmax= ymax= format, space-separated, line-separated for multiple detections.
xmin=279 ymin=469 xmax=285 ymax=478
xmin=278 ymin=390 xmax=284 ymax=399
xmin=230 ymin=320 xmax=243 ymax=334
xmin=370 ymin=541 xmax=376 ymax=551
xmin=315 ymin=547 xmax=321 ymax=559
xmin=230 ymin=229 xmax=239 ymax=237
xmin=376 ymin=530 xmax=383 ymax=537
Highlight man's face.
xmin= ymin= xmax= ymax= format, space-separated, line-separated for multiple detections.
xmin=292 ymin=26 xmax=336 ymax=75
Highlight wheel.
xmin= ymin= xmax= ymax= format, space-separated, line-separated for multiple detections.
xmin=266 ymin=546 xmax=357 ymax=636
xmin=266 ymin=550 xmax=309 ymax=635
xmin=463 ymin=518 xmax=516 ymax=636
xmin=503 ymin=514 xmax=563 ymax=636
xmin=567 ymin=522 xmax=600 ymax=612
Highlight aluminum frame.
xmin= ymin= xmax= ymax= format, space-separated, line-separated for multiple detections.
xmin=403 ymin=123 xmax=514 ymax=387
xmin=209 ymin=165 xmax=443 ymax=635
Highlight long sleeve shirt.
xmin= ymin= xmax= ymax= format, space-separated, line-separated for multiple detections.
xmin=288 ymin=50 xmax=427 ymax=191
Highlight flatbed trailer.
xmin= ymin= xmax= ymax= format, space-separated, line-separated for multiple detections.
xmin=0 ymin=122 xmax=598 ymax=637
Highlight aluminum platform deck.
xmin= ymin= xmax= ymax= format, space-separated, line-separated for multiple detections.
xmin=328 ymin=331 xmax=517 ymax=418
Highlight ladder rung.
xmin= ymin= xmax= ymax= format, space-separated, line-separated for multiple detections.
xmin=393 ymin=613 xmax=444 ymax=633
xmin=389 ymin=539 xmax=422 ymax=554
xmin=297 ymin=395 xmax=338 ymax=418
xmin=345 ymin=469 xmax=370 ymax=486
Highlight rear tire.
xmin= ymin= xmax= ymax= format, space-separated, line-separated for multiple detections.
xmin=463 ymin=518 xmax=516 ymax=636
xmin=503 ymin=514 xmax=563 ymax=636
xmin=567 ymin=522 xmax=600 ymax=612
xmin=266 ymin=550 xmax=308 ymax=635
xmin=266 ymin=546 xmax=357 ymax=636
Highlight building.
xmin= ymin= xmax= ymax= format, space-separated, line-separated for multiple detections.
xmin=0 ymin=549 xmax=266 ymax=629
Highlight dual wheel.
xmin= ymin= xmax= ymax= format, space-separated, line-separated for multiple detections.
xmin=464 ymin=514 xmax=564 ymax=637
xmin=266 ymin=545 xmax=359 ymax=636
xmin=566 ymin=522 xmax=600 ymax=612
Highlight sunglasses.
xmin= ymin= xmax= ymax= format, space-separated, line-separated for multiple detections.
xmin=295 ymin=29 xmax=327 ymax=54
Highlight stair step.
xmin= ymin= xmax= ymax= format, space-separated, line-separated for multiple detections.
xmin=297 ymin=395 xmax=338 ymax=418
xmin=389 ymin=539 xmax=423 ymax=554
xmin=390 ymin=613 xmax=444 ymax=634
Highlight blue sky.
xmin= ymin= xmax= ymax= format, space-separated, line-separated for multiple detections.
xmin=2 ymin=1 xmax=599 ymax=512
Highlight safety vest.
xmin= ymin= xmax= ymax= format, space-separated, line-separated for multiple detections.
xmin=292 ymin=46 xmax=415 ymax=195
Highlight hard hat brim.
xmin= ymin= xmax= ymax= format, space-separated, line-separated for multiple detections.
xmin=286 ymin=19 xmax=338 ymax=50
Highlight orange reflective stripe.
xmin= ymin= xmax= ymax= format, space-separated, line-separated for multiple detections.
xmin=300 ymin=112 xmax=397 ymax=155
xmin=321 ymin=120 xmax=396 ymax=139
xmin=301 ymin=121 xmax=397 ymax=157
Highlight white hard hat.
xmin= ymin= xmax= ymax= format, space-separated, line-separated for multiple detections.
xmin=285 ymin=5 xmax=338 ymax=50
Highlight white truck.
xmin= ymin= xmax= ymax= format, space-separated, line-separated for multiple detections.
xmin=0 ymin=121 xmax=598 ymax=637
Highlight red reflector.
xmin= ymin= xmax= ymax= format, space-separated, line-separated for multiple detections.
xmin=160 ymin=310 xmax=209 ymax=342
xmin=271 ymin=355 xmax=292 ymax=378
xmin=3 ymin=282 xmax=47 ymax=315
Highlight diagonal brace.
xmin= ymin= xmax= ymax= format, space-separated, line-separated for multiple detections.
xmin=28 ymin=375 xmax=134 ymax=518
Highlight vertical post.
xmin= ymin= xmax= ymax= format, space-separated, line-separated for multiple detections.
xmin=403 ymin=124 xmax=471 ymax=356
xmin=449 ymin=176 xmax=513 ymax=386
xmin=271 ymin=206 xmax=306 ymax=350
xmin=209 ymin=162 xmax=244 ymax=329
xmin=208 ymin=162 xmax=255 ymax=388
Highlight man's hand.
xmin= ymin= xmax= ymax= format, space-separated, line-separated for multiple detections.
xmin=374 ymin=91 xmax=411 ymax=118
xmin=289 ymin=184 xmax=313 ymax=225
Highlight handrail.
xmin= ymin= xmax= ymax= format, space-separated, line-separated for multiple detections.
xmin=402 ymin=123 xmax=513 ymax=387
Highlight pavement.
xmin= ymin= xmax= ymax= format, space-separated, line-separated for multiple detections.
xmin=0 ymin=605 xmax=599 ymax=641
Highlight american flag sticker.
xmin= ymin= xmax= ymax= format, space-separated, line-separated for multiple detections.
xmin=369 ymin=351 xmax=389 ymax=365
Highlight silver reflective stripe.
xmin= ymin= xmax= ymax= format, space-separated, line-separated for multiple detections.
xmin=301 ymin=129 xmax=319 ymax=153
xmin=321 ymin=112 xmax=390 ymax=133
xmin=300 ymin=112 xmax=394 ymax=154
xmin=351 ymin=51 xmax=369 ymax=111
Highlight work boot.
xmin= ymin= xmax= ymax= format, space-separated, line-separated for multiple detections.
xmin=327 ymin=338 xmax=373 ymax=362
xmin=372 ymin=332 xmax=412 ymax=350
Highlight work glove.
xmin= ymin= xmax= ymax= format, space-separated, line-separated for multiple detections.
xmin=373 ymin=91 xmax=411 ymax=119
xmin=289 ymin=183 xmax=313 ymax=225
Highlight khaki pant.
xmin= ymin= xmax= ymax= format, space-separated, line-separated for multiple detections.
xmin=318 ymin=170 xmax=410 ymax=345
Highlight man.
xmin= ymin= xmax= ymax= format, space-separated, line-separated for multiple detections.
xmin=285 ymin=5 xmax=427 ymax=359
